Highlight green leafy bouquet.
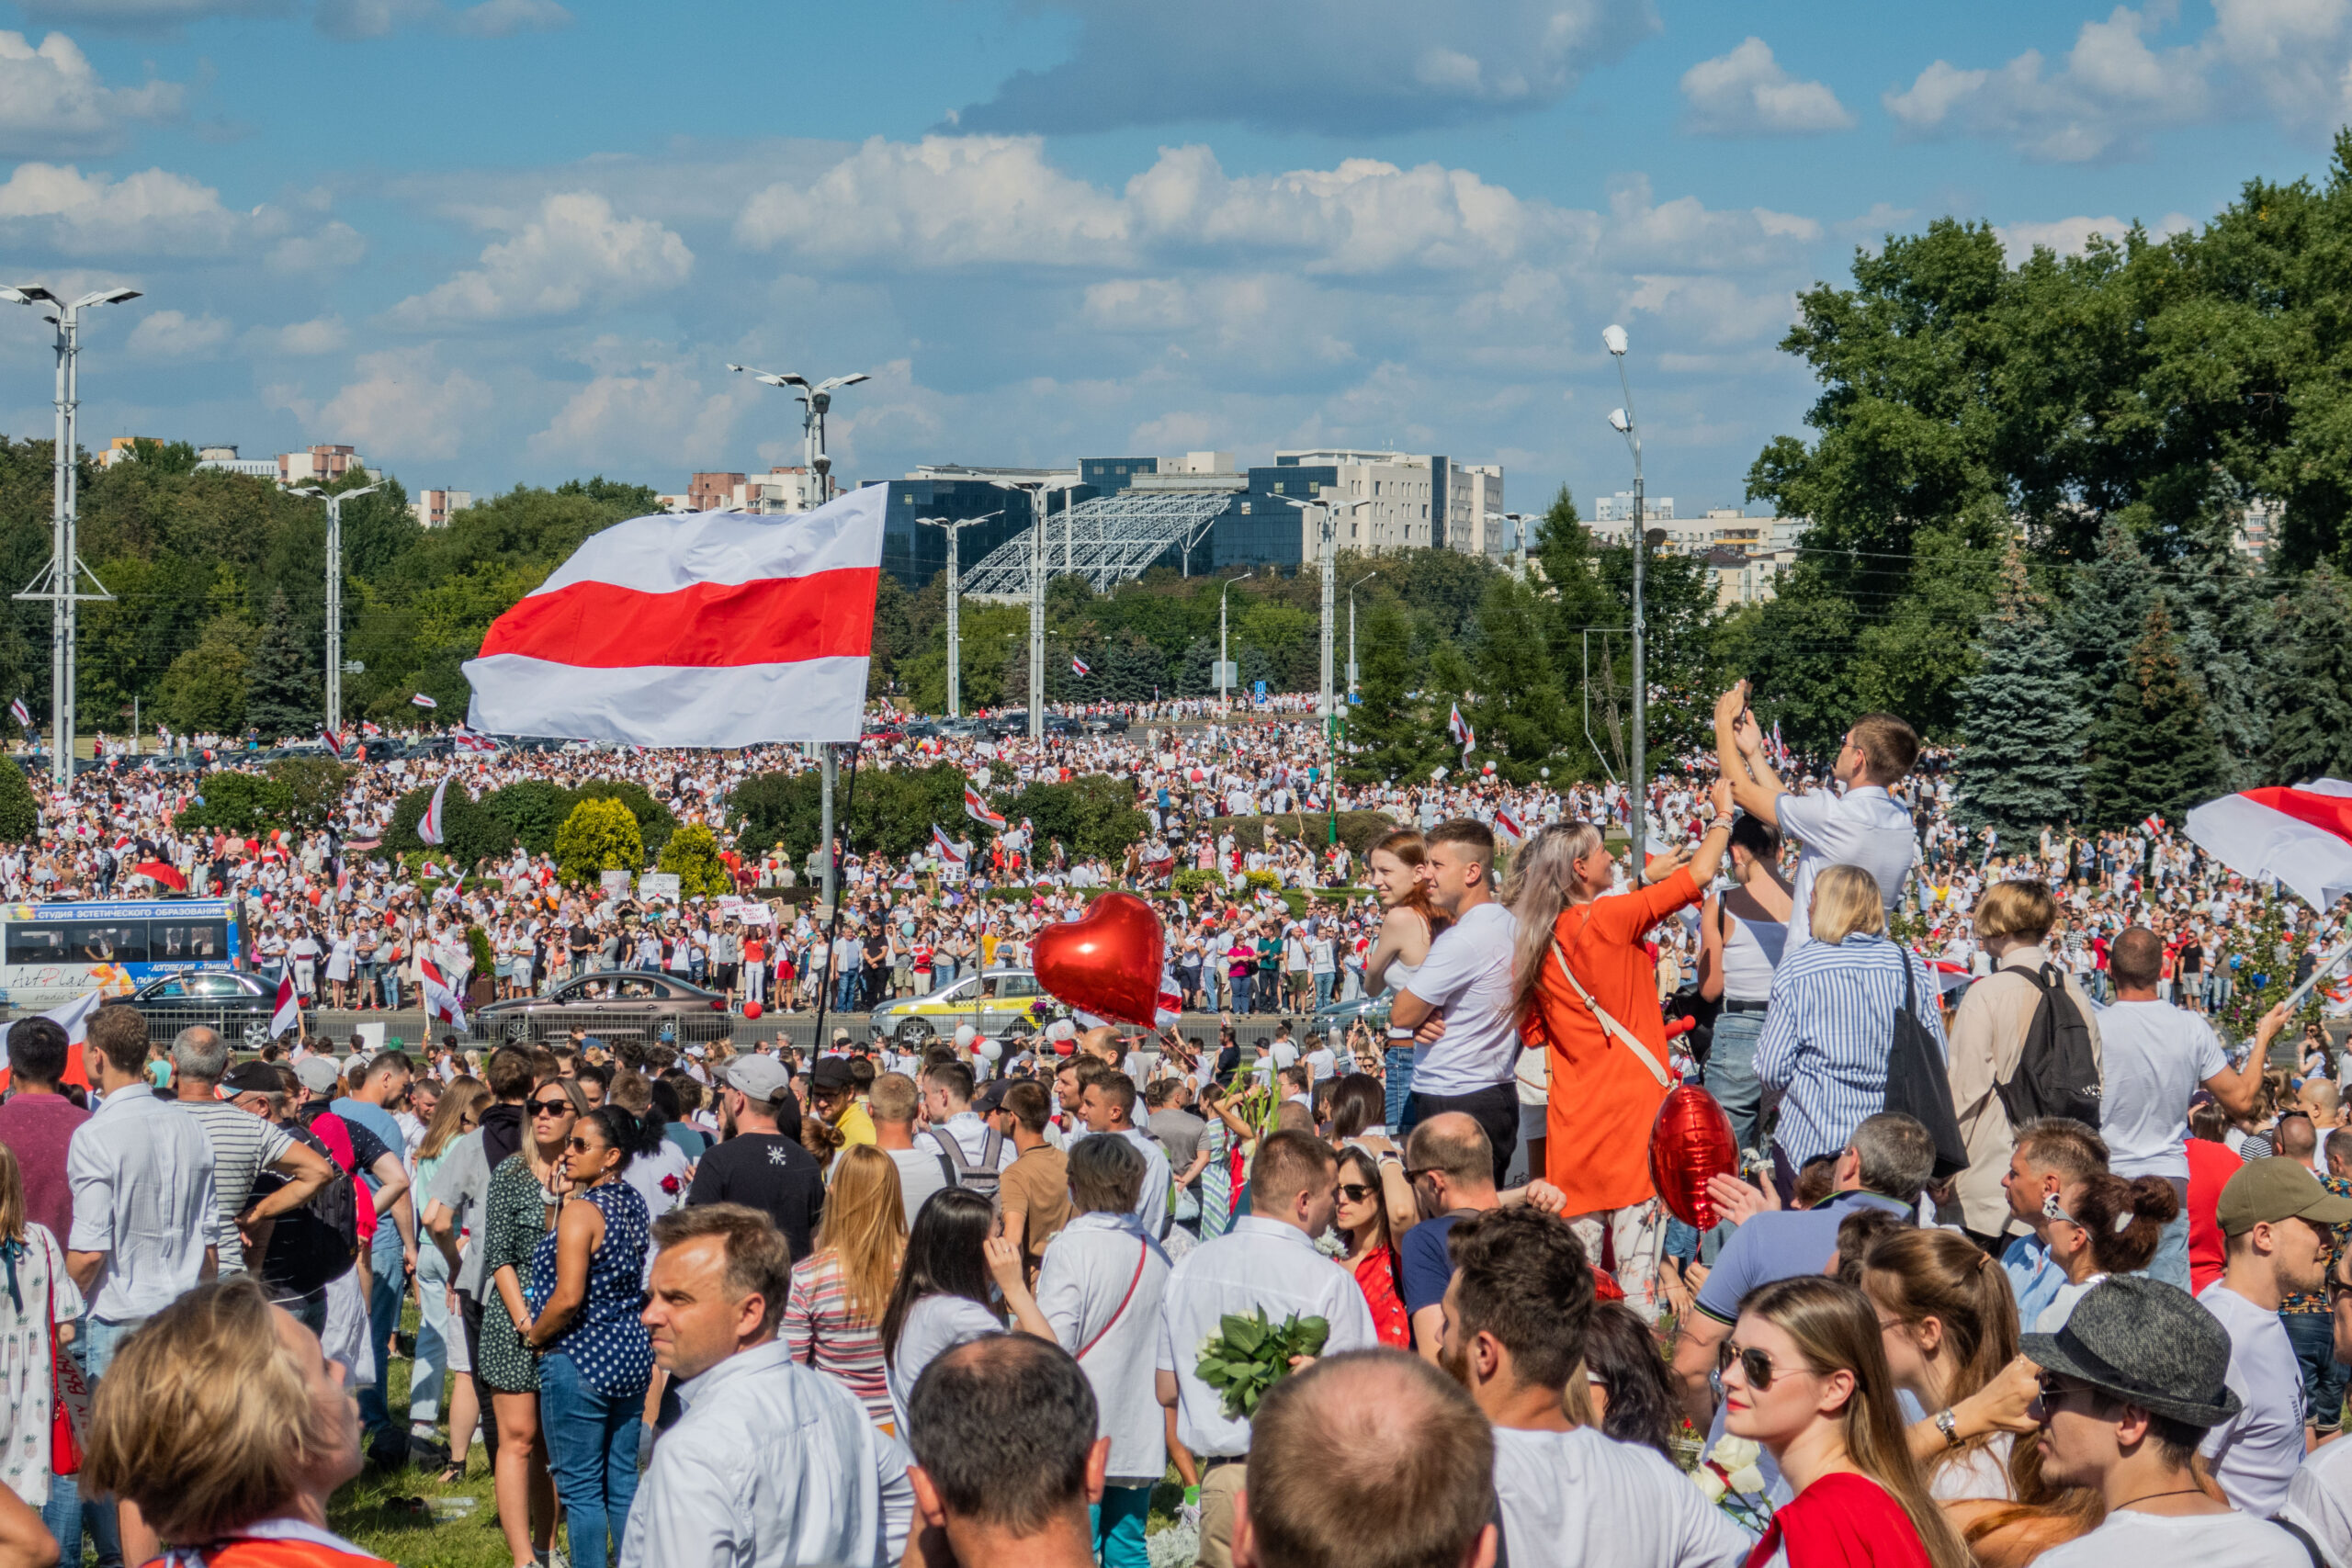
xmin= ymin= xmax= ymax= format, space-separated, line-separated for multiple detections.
xmin=1195 ymin=1309 xmax=1330 ymax=1417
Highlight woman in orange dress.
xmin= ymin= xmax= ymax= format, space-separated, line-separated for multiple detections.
xmin=1509 ymin=778 xmax=1734 ymax=1305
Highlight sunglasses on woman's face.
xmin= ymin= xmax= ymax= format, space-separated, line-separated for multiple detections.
xmin=565 ymin=1136 xmax=603 ymax=1155
xmin=1338 ymin=1182 xmax=1375 ymax=1203
xmin=529 ymin=1099 xmax=571 ymax=1117
xmin=1718 ymin=1343 xmax=1805 ymax=1393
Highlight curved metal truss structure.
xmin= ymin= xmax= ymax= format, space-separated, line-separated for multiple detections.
xmin=959 ymin=490 xmax=1235 ymax=595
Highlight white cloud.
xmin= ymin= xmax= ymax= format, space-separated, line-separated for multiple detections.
xmin=299 ymin=348 xmax=493 ymax=461
xmin=1679 ymin=39 xmax=1855 ymax=136
xmin=389 ymin=191 xmax=690 ymax=325
xmin=527 ymin=349 xmax=741 ymax=468
xmin=1994 ymin=210 xmax=2197 ymax=261
xmin=247 ymin=314 xmax=349 ymax=355
xmin=0 ymin=31 xmax=183 ymax=157
xmin=126 ymin=308 xmax=229 ymax=356
xmin=0 ymin=163 xmax=243 ymax=254
xmin=954 ymin=0 xmax=1658 ymax=135
xmin=17 ymin=0 xmax=287 ymax=28
xmin=737 ymin=137 xmax=1127 ymax=267
xmin=267 ymin=220 xmax=366 ymax=274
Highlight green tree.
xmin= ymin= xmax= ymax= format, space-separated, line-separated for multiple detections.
xmin=1955 ymin=553 xmax=2087 ymax=835
xmin=270 ymin=757 xmax=350 ymax=829
xmin=1344 ymin=598 xmax=1441 ymax=784
xmin=481 ymin=781 xmax=580 ymax=857
xmin=2084 ymin=597 xmax=2230 ymax=826
xmin=0 ymin=755 xmax=36 ymax=841
xmin=657 ymin=823 xmax=735 ymax=897
xmin=2268 ymin=562 xmax=2352 ymax=783
xmin=1465 ymin=574 xmax=1568 ymax=780
xmin=572 ymin=780 xmax=676 ymax=858
xmin=243 ymin=587 xmax=315 ymax=740
xmin=157 ymin=614 xmax=252 ymax=735
xmin=175 ymin=771 xmax=296 ymax=836
xmin=1000 ymin=775 xmax=1147 ymax=862
xmin=555 ymin=797 xmax=644 ymax=886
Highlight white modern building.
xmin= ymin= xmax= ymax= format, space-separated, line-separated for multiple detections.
xmin=411 ymin=488 xmax=472 ymax=528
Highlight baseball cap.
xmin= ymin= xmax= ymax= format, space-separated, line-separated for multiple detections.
xmin=722 ymin=1055 xmax=794 ymax=1103
xmin=2020 ymin=1275 xmax=2242 ymax=1427
xmin=222 ymin=1061 xmax=283 ymax=1096
xmin=2216 ymin=1156 xmax=2352 ymax=1235
xmin=294 ymin=1056 xmax=343 ymax=1095
xmin=810 ymin=1057 xmax=856 ymax=1092
xmin=974 ymin=1079 xmax=1013 ymax=1114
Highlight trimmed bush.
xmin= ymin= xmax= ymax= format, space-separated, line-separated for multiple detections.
xmin=556 ymin=796 xmax=644 ymax=885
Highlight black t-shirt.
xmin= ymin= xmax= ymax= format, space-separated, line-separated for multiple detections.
xmin=686 ymin=1133 xmax=826 ymax=1262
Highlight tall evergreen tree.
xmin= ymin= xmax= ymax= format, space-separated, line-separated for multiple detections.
xmin=2057 ymin=520 xmax=2151 ymax=722
xmin=2083 ymin=595 xmax=2229 ymax=826
xmin=1344 ymin=597 xmax=1439 ymax=784
xmin=1467 ymin=574 xmax=1569 ymax=782
xmin=2171 ymin=547 xmax=2276 ymax=788
xmin=2267 ymin=561 xmax=2352 ymax=784
xmin=1955 ymin=552 xmax=2087 ymax=835
xmin=243 ymin=587 xmax=316 ymax=740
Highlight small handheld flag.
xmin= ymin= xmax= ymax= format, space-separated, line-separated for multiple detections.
xmin=419 ymin=955 xmax=468 ymax=1031
xmin=931 ymin=824 xmax=967 ymax=864
xmin=410 ymin=693 xmax=438 ymax=709
xmin=1495 ymin=807 xmax=1525 ymax=844
xmin=419 ymin=776 xmax=450 ymax=845
xmin=1448 ymin=703 xmax=1475 ymax=758
xmin=7 ymin=698 xmax=28 ymax=728
xmin=269 ymin=964 xmax=301 ymax=1040
xmin=1070 ymin=656 xmax=1091 ymax=677
xmin=2141 ymin=813 xmax=2165 ymax=837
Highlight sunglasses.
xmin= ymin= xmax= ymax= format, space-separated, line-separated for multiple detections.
xmin=564 ymin=1136 xmax=603 ymax=1154
xmin=2033 ymin=1373 xmax=2100 ymax=1410
xmin=1717 ymin=1343 xmax=1809 ymax=1393
xmin=1338 ymin=1182 xmax=1375 ymax=1202
xmin=529 ymin=1099 xmax=573 ymax=1117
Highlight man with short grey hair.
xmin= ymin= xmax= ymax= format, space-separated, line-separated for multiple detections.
xmin=170 ymin=1026 xmax=333 ymax=1277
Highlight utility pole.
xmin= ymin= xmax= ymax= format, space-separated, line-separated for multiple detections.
xmin=1348 ymin=571 xmax=1377 ymax=699
xmin=989 ymin=479 xmax=1054 ymax=742
xmin=917 ymin=512 xmax=1000 ymax=720
xmin=1217 ymin=570 xmax=1251 ymax=718
xmin=294 ymin=480 xmax=384 ymax=735
xmin=3 ymin=284 xmax=136 ymax=787
xmin=1605 ymin=323 xmax=1649 ymax=877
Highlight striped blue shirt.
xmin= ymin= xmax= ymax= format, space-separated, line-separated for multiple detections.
xmin=1757 ymin=933 xmax=1946 ymax=1167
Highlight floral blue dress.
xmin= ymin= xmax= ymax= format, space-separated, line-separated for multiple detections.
xmin=527 ymin=1179 xmax=653 ymax=1396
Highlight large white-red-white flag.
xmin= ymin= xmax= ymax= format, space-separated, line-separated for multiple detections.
xmin=270 ymin=964 xmax=300 ymax=1039
xmin=418 ymin=954 xmax=467 ymax=1031
xmin=964 ymin=784 xmax=1006 ymax=830
xmin=419 ymin=776 xmax=450 ymax=846
xmin=462 ymin=486 xmax=885 ymax=746
xmin=931 ymin=824 xmax=967 ymax=865
xmin=2185 ymin=780 xmax=2352 ymax=910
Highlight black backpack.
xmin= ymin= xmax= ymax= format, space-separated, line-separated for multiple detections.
xmin=1997 ymin=964 xmax=2103 ymax=1130
xmin=252 ymin=1115 xmax=359 ymax=1297
xmin=1882 ymin=948 xmax=1970 ymax=1183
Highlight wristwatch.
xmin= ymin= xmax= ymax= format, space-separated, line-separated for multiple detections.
xmin=1934 ymin=1407 xmax=1962 ymax=1450
xmin=1375 ymin=1152 xmax=1403 ymax=1171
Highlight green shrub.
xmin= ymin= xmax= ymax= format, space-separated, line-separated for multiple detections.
xmin=1242 ymin=869 xmax=1281 ymax=893
xmin=175 ymin=770 xmax=296 ymax=836
xmin=556 ymin=796 xmax=645 ymax=885
xmin=0 ymin=756 xmax=37 ymax=842
xmin=467 ymin=926 xmax=494 ymax=978
xmin=657 ymin=822 xmax=734 ymax=898
xmin=729 ymin=761 xmax=980 ymax=862
xmin=573 ymin=780 xmax=676 ymax=858
xmin=381 ymin=781 xmax=514 ymax=866
xmin=270 ymin=757 xmax=349 ymax=829
xmin=482 ymin=781 xmax=578 ymax=857
xmin=1171 ymin=867 xmax=1225 ymax=902
xmin=1205 ymin=810 xmax=1397 ymax=857
xmin=1000 ymin=774 xmax=1147 ymax=862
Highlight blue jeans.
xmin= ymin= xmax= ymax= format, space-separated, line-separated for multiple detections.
xmin=834 ymin=968 xmax=860 ymax=1013
xmin=1314 ymin=972 xmax=1335 ymax=1009
xmin=40 ymin=1470 xmax=80 ymax=1568
xmin=379 ymin=965 xmax=403 ymax=1009
xmin=1091 ymin=1483 xmax=1152 ymax=1568
xmin=1231 ymin=974 xmax=1252 ymax=1013
xmin=2287 ymin=1311 xmax=2350 ymax=1435
xmin=2146 ymin=1207 xmax=2191 ymax=1292
xmin=358 ymin=1250 xmax=403 ymax=1438
xmin=1384 ymin=1045 xmax=1415 ymax=1130
xmin=539 ymin=1351 xmax=644 ymax=1568
xmin=1704 ymin=1010 xmax=1767 ymax=1159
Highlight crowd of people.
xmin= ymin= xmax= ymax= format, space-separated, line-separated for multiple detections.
xmin=0 ymin=677 xmax=2350 ymax=1568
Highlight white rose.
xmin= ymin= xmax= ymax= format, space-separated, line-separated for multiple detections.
xmin=1708 ymin=1435 xmax=1761 ymax=1472
xmin=1727 ymin=1464 xmax=1767 ymax=1495
xmin=1692 ymin=1467 xmax=1727 ymax=1504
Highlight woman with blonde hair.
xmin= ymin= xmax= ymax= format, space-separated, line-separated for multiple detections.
xmin=783 ymin=1145 xmax=906 ymax=1430
xmin=1362 ymin=828 xmax=1451 ymax=1129
xmin=1757 ymin=864 xmax=1947 ymax=1201
xmin=412 ymin=1077 xmax=489 ymax=1483
xmin=0 ymin=1143 xmax=79 ymax=1562
xmin=1720 ymin=1275 xmax=1971 ymax=1568
xmin=1510 ymin=784 xmax=1735 ymax=1302
xmin=81 ymin=1275 xmax=379 ymax=1566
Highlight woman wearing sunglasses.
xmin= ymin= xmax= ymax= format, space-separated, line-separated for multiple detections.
xmin=1334 ymin=1145 xmax=1408 ymax=1348
xmin=1720 ymin=1276 xmax=1969 ymax=1568
xmin=480 ymin=1076 xmax=587 ymax=1568
xmin=523 ymin=1104 xmax=660 ymax=1568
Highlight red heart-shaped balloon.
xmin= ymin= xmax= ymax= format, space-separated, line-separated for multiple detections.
xmin=1648 ymin=1084 xmax=1739 ymax=1229
xmin=1031 ymin=891 xmax=1166 ymax=1028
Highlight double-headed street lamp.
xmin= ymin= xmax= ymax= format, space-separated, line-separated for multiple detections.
xmin=1217 ymin=570 xmax=1252 ymax=718
xmin=290 ymin=480 xmax=384 ymax=736
xmin=915 ymin=511 xmax=1001 ymax=720
xmin=3 ymin=283 xmax=138 ymax=786
xmin=726 ymin=364 xmax=869 ymax=508
xmin=990 ymin=479 xmax=1063 ymax=743
xmin=1603 ymin=322 xmax=1655 ymax=877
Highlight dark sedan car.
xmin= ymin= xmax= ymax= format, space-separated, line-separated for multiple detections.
xmin=102 ymin=968 xmax=314 ymax=1047
xmin=471 ymin=969 xmax=735 ymax=1048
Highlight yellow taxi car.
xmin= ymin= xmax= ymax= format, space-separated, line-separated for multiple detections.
xmin=868 ymin=967 xmax=1048 ymax=1038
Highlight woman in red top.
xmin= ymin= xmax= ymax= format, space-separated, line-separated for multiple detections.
xmin=1334 ymin=1146 xmax=1409 ymax=1348
xmin=1723 ymin=1276 xmax=1970 ymax=1568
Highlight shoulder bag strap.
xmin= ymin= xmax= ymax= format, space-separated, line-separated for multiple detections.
xmin=1075 ymin=1240 xmax=1151 ymax=1360
xmin=1548 ymin=937 xmax=1669 ymax=1088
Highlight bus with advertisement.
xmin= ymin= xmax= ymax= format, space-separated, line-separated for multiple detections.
xmin=0 ymin=898 xmax=245 ymax=1009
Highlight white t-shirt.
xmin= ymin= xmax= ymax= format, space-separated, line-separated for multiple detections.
xmin=2283 ymin=1426 xmax=2352 ymax=1566
xmin=2030 ymin=1506 xmax=2308 ymax=1568
xmin=885 ymin=1293 xmax=1001 ymax=1433
xmin=1775 ymin=784 xmax=1917 ymax=958
xmin=1927 ymin=1432 xmax=2015 ymax=1503
xmin=2197 ymin=1279 xmax=2307 ymax=1517
xmin=2098 ymin=1000 xmax=2227 ymax=1181
xmin=1400 ymin=900 xmax=1520 ymax=1096
xmin=1490 ymin=1427 xmax=1749 ymax=1568
xmin=886 ymin=1146 xmax=950 ymax=1229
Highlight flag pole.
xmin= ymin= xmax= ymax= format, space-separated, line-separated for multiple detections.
xmin=809 ymin=738 xmax=862 ymax=1057
xmin=2273 ymin=934 xmax=2352 ymax=1021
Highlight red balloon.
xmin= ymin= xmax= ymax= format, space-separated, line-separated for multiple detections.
xmin=1031 ymin=890 xmax=1165 ymax=1028
xmin=742 ymin=999 xmax=763 ymax=1021
xmin=1648 ymin=1084 xmax=1739 ymax=1230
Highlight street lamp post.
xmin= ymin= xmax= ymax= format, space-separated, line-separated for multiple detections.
xmin=1348 ymin=571 xmax=1377 ymax=698
xmin=1603 ymin=323 xmax=1649 ymax=878
xmin=991 ymin=480 xmax=1056 ymax=742
xmin=916 ymin=512 xmax=1001 ymax=719
xmin=2 ymin=284 xmax=137 ymax=787
xmin=726 ymin=364 xmax=870 ymax=509
xmin=1217 ymin=570 xmax=1252 ymax=718
xmin=292 ymin=480 xmax=384 ymax=735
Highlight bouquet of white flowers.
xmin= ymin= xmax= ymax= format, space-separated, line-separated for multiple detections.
xmin=1690 ymin=1434 xmax=1773 ymax=1533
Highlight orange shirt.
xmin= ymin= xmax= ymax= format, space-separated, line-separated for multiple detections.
xmin=1523 ymin=867 xmax=1704 ymax=1213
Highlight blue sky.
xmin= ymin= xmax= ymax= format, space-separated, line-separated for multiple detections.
xmin=0 ymin=0 xmax=2342 ymax=519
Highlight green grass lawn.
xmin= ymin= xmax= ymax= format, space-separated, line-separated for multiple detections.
xmin=326 ymin=1305 xmax=513 ymax=1568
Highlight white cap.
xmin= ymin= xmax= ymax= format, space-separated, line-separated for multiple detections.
xmin=954 ymin=1024 xmax=978 ymax=1047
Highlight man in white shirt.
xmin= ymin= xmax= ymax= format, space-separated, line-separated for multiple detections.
xmin=2098 ymin=930 xmax=2267 ymax=1289
xmin=1075 ymin=1068 xmax=1170 ymax=1241
xmin=920 ymin=1060 xmax=1015 ymax=1177
xmin=2025 ymin=1276 xmax=2308 ymax=1567
xmin=2197 ymin=1158 xmax=2352 ymax=1516
xmin=1156 ymin=1131 xmax=1378 ymax=1568
xmin=1390 ymin=819 xmax=1521 ymax=1187
xmin=1440 ymin=1206 xmax=1747 ymax=1568
xmin=622 ymin=1205 xmax=911 ymax=1568
xmin=1713 ymin=680 xmax=1918 ymax=956
xmin=872 ymin=1072 xmax=949 ymax=1225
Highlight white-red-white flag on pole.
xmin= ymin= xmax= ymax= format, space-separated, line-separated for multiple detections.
xmin=270 ymin=964 xmax=300 ymax=1039
xmin=418 ymin=955 xmax=467 ymax=1031
xmin=2141 ymin=813 xmax=2165 ymax=837
xmin=462 ymin=485 xmax=886 ymax=746
xmin=2185 ymin=781 xmax=2352 ymax=910
xmin=410 ymin=693 xmax=438 ymax=709
xmin=1495 ymin=807 xmax=1525 ymax=844
xmin=7 ymin=698 xmax=28 ymax=728
xmin=1448 ymin=703 xmax=1475 ymax=757
xmin=419 ymin=776 xmax=450 ymax=846
xmin=931 ymin=824 xmax=967 ymax=864
xmin=1070 ymin=655 xmax=1091 ymax=677
xmin=964 ymin=784 xmax=1006 ymax=830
